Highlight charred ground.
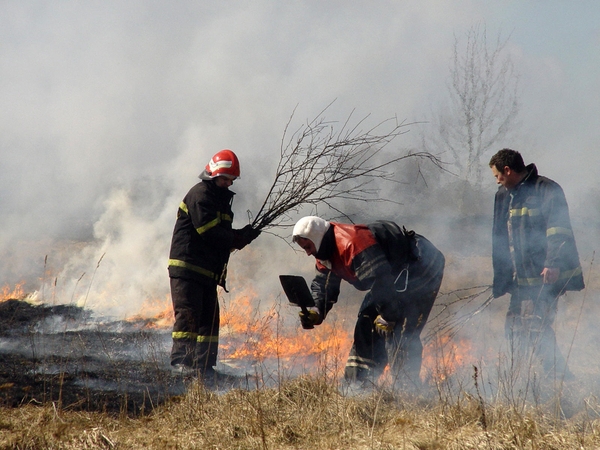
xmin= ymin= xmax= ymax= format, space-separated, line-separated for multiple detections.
xmin=0 ymin=299 xmax=185 ymax=416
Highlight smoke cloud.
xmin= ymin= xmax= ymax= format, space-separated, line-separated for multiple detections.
xmin=1 ymin=1 xmax=599 ymax=325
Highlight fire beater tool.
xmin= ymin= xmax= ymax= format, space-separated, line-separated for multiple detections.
xmin=279 ymin=275 xmax=316 ymax=329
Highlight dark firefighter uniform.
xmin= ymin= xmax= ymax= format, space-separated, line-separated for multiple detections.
xmin=492 ymin=163 xmax=584 ymax=376
xmin=310 ymin=220 xmax=445 ymax=384
xmin=168 ymin=179 xmax=249 ymax=373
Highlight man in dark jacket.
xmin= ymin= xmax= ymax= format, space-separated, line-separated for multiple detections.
xmin=168 ymin=149 xmax=260 ymax=378
xmin=490 ymin=148 xmax=584 ymax=379
xmin=292 ymin=216 xmax=445 ymax=386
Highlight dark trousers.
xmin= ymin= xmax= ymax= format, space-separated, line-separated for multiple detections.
xmin=344 ymin=278 xmax=441 ymax=385
xmin=506 ymin=285 xmax=571 ymax=378
xmin=170 ymin=277 xmax=219 ymax=373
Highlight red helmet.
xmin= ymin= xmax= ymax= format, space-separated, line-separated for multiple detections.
xmin=203 ymin=149 xmax=240 ymax=179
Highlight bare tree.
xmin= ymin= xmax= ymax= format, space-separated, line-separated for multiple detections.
xmin=250 ymin=104 xmax=442 ymax=231
xmin=424 ymin=24 xmax=520 ymax=185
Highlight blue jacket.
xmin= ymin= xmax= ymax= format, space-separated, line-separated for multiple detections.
xmin=492 ymin=164 xmax=584 ymax=297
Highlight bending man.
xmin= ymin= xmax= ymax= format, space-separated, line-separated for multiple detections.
xmin=292 ymin=216 xmax=444 ymax=386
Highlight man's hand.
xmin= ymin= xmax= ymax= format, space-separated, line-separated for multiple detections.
xmin=233 ymin=225 xmax=262 ymax=250
xmin=299 ymin=308 xmax=322 ymax=329
xmin=241 ymin=224 xmax=261 ymax=243
xmin=541 ymin=267 xmax=559 ymax=284
xmin=374 ymin=315 xmax=395 ymax=336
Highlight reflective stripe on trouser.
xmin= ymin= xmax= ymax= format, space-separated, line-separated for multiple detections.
xmin=170 ymin=277 xmax=220 ymax=371
xmin=195 ymin=333 xmax=219 ymax=373
xmin=344 ymin=275 xmax=442 ymax=384
xmin=344 ymin=313 xmax=387 ymax=382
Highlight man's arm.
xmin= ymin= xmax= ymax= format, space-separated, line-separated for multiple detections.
xmin=542 ymin=182 xmax=574 ymax=270
xmin=186 ymin=192 xmax=234 ymax=249
xmin=539 ymin=178 xmax=585 ymax=291
xmin=352 ymin=244 xmax=401 ymax=319
xmin=311 ymin=268 xmax=341 ymax=319
xmin=231 ymin=225 xmax=261 ymax=250
xmin=491 ymin=189 xmax=514 ymax=297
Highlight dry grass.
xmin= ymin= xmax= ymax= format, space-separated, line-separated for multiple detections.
xmin=2 ymin=252 xmax=600 ymax=449
xmin=2 ymin=374 xmax=600 ymax=449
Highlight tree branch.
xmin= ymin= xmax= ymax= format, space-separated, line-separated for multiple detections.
xmin=250 ymin=104 xmax=443 ymax=231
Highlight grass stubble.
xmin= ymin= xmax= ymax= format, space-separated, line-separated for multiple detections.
xmin=1 ymin=254 xmax=600 ymax=449
xmin=2 ymin=370 xmax=600 ymax=449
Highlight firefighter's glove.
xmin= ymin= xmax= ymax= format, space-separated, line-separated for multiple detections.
xmin=299 ymin=308 xmax=322 ymax=329
xmin=233 ymin=225 xmax=262 ymax=250
xmin=241 ymin=224 xmax=261 ymax=243
xmin=374 ymin=315 xmax=395 ymax=336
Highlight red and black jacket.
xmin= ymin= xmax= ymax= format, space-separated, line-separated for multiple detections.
xmin=310 ymin=221 xmax=444 ymax=320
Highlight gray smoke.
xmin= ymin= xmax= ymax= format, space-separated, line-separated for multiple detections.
xmin=1 ymin=2 xmax=598 ymax=323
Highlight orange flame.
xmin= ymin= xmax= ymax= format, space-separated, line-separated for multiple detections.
xmin=127 ymin=286 xmax=477 ymax=381
xmin=124 ymin=294 xmax=173 ymax=329
xmin=219 ymin=291 xmax=352 ymax=375
xmin=421 ymin=334 xmax=475 ymax=383
xmin=1 ymin=282 xmax=26 ymax=302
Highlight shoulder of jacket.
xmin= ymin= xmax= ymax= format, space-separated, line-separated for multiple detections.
xmin=529 ymin=175 xmax=564 ymax=195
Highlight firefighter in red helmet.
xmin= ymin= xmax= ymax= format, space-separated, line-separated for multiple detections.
xmin=203 ymin=149 xmax=241 ymax=180
xmin=168 ymin=149 xmax=260 ymax=382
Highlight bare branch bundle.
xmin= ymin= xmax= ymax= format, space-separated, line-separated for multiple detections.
xmin=250 ymin=105 xmax=442 ymax=230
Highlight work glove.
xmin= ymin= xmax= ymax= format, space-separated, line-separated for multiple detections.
xmin=241 ymin=224 xmax=261 ymax=243
xmin=374 ymin=315 xmax=395 ymax=336
xmin=299 ymin=307 xmax=323 ymax=329
xmin=233 ymin=225 xmax=262 ymax=250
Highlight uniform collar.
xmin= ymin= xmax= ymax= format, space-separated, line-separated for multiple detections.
xmin=315 ymin=225 xmax=335 ymax=261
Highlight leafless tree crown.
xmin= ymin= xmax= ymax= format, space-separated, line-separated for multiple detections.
xmin=250 ymin=105 xmax=442 ymax=231
xmin=425 ymin=24 xmax=520 ymax=185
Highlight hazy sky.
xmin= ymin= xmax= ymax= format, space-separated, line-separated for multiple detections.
xmin=1 ymin=1 xmax=599 ymax=316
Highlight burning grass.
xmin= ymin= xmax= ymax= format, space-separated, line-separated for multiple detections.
xmin=1 ymin=282 xmax=26 ymax=301
xmin=2 ymin=255 xmax=600 ymax=448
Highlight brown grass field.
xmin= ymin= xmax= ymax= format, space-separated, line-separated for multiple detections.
xmin=1 ymin=253 xmax=600 ymax=449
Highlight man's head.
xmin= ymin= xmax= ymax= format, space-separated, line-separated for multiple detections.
xmin=200 ymin=149 xmax=240 ymax=188
xmin=489 ymin=148 xmax=527 ymax=189
xmin=292 ymin=216 xmax=330 ymax=257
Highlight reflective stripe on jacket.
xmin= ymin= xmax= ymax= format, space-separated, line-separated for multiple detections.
xmin=168 ymin=180 xmax=235 ymax=286
xmin=310 ymin=221 xmax=444 ymax=317
xmin=492 ymin=164 xmax=584 ymax=297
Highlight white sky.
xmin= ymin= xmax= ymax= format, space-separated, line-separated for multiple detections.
xmin=1 ymin=1 xmax=599 ymax=315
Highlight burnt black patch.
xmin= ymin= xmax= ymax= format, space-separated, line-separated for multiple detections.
xmin=0 ymin=299 xmax=185 ymax=416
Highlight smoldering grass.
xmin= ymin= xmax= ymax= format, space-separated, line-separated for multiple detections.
xmin=3 ymin=258 xmax=600 ymax=448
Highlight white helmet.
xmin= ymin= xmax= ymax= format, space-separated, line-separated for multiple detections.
xmin=292 ymin=216 xmax=331 ymax=251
